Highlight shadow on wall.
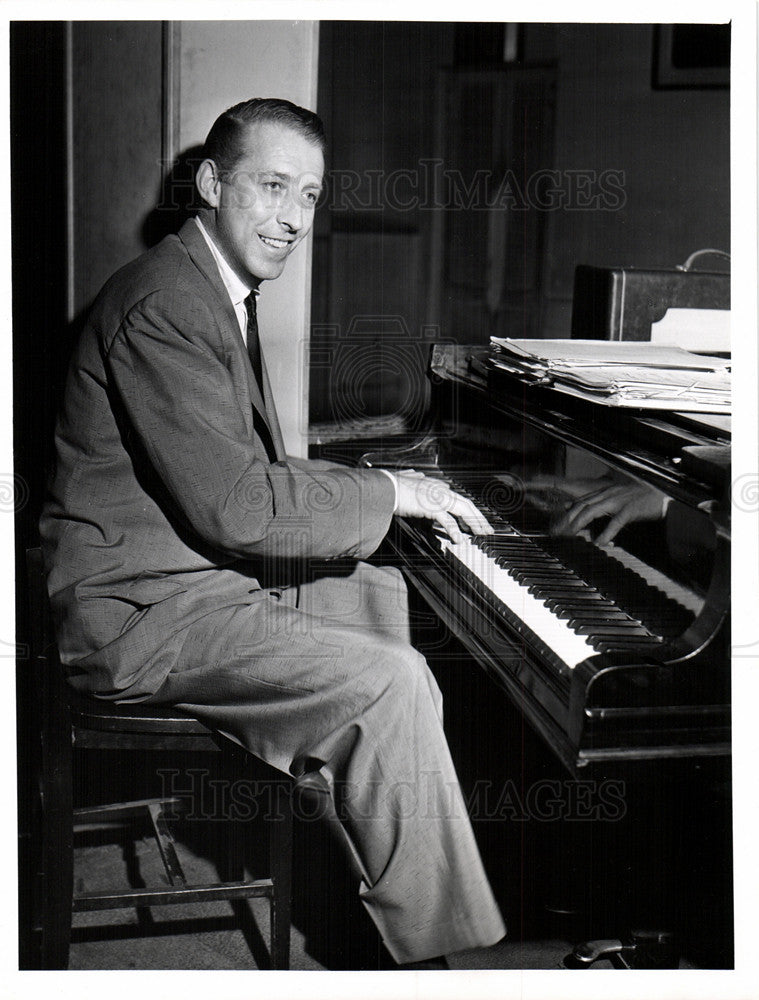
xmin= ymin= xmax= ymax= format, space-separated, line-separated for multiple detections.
xmin=142 ymin=145 xmax=207 ymax=249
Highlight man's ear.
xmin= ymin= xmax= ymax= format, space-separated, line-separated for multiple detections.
xmin=196 ymin=158 xmax=222 ymax=208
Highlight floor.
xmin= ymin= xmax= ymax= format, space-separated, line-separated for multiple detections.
xmin=68 ymin=827 xmax=692 ymax=972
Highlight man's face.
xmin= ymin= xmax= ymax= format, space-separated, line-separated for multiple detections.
xmin=205 ymin=121 xmax=324 ymax=285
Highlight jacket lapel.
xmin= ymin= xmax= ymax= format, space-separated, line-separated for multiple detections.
xmin=178 ymin=219 xmax=283 ymax=459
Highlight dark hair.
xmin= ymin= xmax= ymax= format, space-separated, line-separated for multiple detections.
xmin=203 ymin=97 xmax=325 ymax=174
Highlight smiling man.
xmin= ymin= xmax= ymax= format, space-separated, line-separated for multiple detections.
xmin=40 ymin=98 xmax=505 ymax=969
xmin=196 ymin=112 xmax=324 ymax=283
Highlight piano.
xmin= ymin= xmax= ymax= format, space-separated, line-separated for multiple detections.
xmin=358 ymin=344 xmax=731 ymax=776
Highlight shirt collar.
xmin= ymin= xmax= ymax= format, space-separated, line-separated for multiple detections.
xmin=194 ymin=216 xmax=256 ymax=308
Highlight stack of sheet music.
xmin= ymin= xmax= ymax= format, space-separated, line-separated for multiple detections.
xmin=489 ymin=338 xmax=731 ymax=413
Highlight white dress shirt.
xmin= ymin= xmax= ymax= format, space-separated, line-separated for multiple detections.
xmin=195 ymin=216 xmax=255 ymax=344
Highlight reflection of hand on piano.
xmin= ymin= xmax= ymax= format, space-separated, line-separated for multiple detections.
xmin=491 ymin=472 xmax=668 ymax=544
xmin=547 ymin=478 xmax=668 ymax=545
xmin=392 ymin=469 xmax=494 ymax=544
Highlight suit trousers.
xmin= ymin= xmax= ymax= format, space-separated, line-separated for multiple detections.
xmin=143 ymin=560 xmax=506 ymax=963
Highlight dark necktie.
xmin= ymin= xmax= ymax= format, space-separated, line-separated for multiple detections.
xmin=243 ymin=291 xmax=278 ymax=463
xmin=244 ymin=291 xmax=264 ymax=395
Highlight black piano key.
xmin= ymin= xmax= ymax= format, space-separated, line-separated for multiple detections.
xmin=565 ymin=612 xmax=637 ymax=626
xmin=485 ymin=547 xmax=550 ymax=561
xmin=544 ymin=593 xmax=610 ymax=608
xmin=497 ymin=562 xmax=572 ymax=577
xmin=484 ymin=548 xmax=557 ymax=562
xmin=548 ymin=595 xmax=617 ymax=608
xmin=490 ymin=551 xmax=565 ymax=565
xmin=591 ymin=639 xmax=665 ymax=655
xmin=574 ymin=624 xmax=653 ymax=637
xmin=554 ymin=608 xmax=617 ymax=621
xmin=521 ymin=581 xmax=589 ymax=593
xmin=597 ymin=638 xmax=665 ymax=653
xmin=514 ymin=571 xmax=584 ymax=585
xmin=544 ymin=598 xmax=611 ymax=614
xmin=515 ymin=572 xmax=585 ymax=584
xmin=553 ymin=611 xmax=621 ymax=624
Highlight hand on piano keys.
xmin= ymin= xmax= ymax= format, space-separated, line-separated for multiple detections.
xmin=392 ymin=469 xmax=495 ymax=543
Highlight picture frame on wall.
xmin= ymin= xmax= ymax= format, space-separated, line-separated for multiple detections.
xmin=653 ymin=23 xmax=730 ymax=89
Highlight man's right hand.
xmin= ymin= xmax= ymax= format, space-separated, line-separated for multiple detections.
xmin=393 ymin=470 xmax=493 ymax=543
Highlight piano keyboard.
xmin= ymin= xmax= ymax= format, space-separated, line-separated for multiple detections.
xmin=438 ymin=534 xmax=597 ymax=669
xmin=439 ymin=532 xmax=668 ymax=670
xmin=432 ymin=473 xmax=702 ymax=671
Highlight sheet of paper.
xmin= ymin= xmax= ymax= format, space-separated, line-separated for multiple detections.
xmin=490 ymin=337 xmax=729 ymax=370
xmin=650 ymin=307 xmax=731 ymax=352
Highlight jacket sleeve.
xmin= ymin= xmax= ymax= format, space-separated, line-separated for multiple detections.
xmin=105 ymin=289 xmax=396 ymax=560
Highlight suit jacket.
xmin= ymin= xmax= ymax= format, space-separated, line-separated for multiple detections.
xmin=40 ymin=218 xmax=395 ymax=699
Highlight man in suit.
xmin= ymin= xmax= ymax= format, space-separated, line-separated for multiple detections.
xmin=40 ymin=98 xmax=506 ymax=968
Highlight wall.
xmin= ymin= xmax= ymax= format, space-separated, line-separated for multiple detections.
xmin=70 ymin=22 xmax=163 ymax=315
xmin=12 ymin=22 xmax=69 ymax=551
xmin=311 ymin=21 xmax=455 ymax=426
xmin=536 ymin=23 xmax=730 ymax=337
xmin=313 ymin=21 xmax=731 ymax=399
xmin=69 ymin=20 xmax=320 ymax=457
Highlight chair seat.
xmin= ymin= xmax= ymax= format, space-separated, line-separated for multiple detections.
xmin=68 ymin=687 xmax=216 ymax=736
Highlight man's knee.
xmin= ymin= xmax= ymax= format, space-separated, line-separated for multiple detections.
xmin=355 ymin=640 xmax=439 ymax=711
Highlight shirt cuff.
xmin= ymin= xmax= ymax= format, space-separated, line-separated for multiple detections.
xmin=661 ymin=495 xmax=673 ymax=518
xmin=377 ymin=469 xmax=399 ymax=511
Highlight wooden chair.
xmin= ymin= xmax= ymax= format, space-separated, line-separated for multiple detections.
xmin=23 ymin=547 xmax=294 ymax=970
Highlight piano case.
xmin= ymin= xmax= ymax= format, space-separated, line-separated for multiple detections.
xmin=571 ymin=252 xmax=730 ymax=342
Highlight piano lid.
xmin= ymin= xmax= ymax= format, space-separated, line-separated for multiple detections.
xmin=431 ymin=343 xmax=730 ymax=514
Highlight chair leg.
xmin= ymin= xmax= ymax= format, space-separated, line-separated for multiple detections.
xmin=221 ymin=819 xmax=246 ymax=883
xmin=268 ymin=781 xmax=292 ymax=970
xmin=38 ymin=681 xmax=74 ymax=969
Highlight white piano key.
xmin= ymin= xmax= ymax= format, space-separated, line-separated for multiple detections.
xmin=439 ymin=535 xmax=596 ymax=670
